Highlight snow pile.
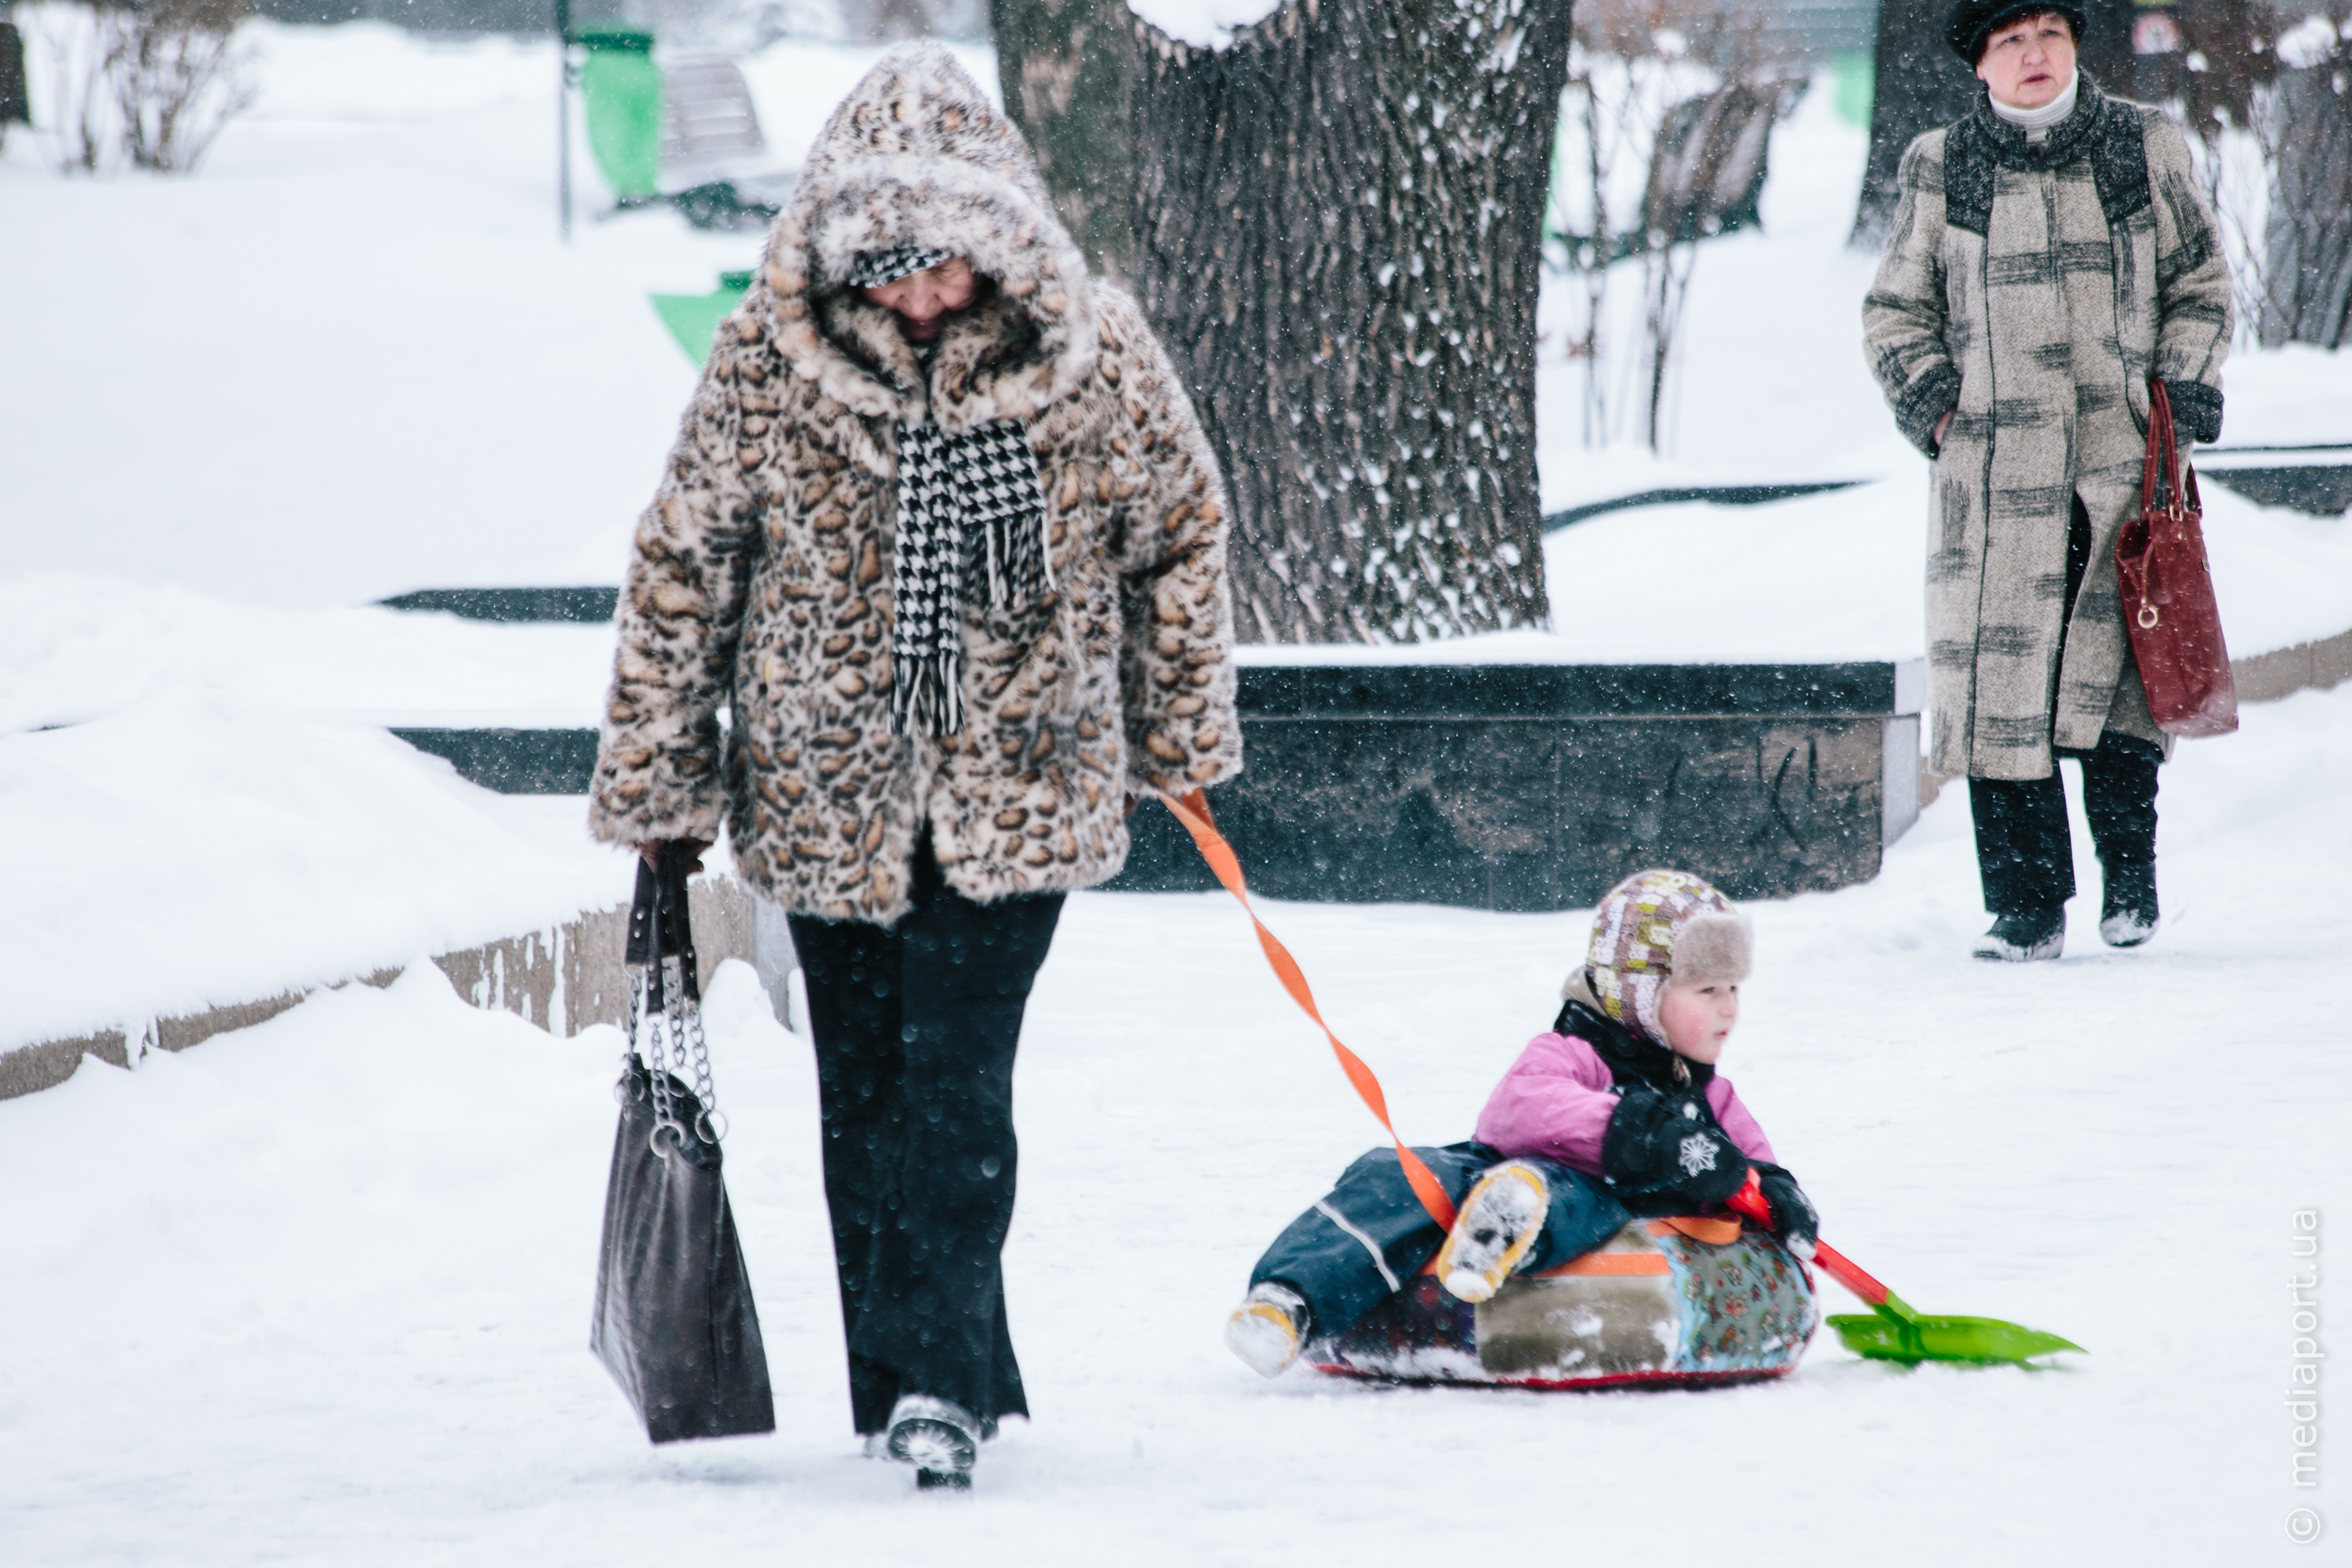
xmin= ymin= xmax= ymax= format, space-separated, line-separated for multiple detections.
xmin=0 ymin=575 xmax=612 ymax=733
xmin=1124 ymin=0 xmax=1283 ymax=49
xmin=2214 ymin=343 xmax=2352 ymax=448
xmin=1 ymin=684 xmax=2346 ymax=1560
xmin=0 ymin=701 xmax=627 ymax=1051
xmin=0 ymin=572 xmax=630 ymax=1052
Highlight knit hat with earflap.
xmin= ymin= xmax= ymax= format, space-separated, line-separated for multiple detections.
xmin=1573 ymin=869 xmax=1754 ymax=1049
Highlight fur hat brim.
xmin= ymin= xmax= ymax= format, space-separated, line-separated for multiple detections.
xmin=1669 ymin=910 xmax=1753 ymax=988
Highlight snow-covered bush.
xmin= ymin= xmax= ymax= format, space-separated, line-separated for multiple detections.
xmin=22 ymin=0 xmax=253 ymax=174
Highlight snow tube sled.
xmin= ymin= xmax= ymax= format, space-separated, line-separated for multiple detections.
xmin=1311 ymin=1217 xmax=1818 ymax=1390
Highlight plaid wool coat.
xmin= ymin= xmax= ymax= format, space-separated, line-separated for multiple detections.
xmin=1864 ymin=80 xmax=2232 ymax=781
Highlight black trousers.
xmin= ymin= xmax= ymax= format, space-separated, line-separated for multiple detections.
xmin=1968 ymin=732 xmax=2162 ymax=914
xmin=786 ymin=844 xmax=1064 ymax=1436
xmin=1250 ymin=1142 xmax=1631 ymax=1344
xmin=1967 ymin=495 xmax=2161 ymax=916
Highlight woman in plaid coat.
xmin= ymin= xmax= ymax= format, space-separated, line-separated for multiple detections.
xmin=1863 ymin=0 xmax=2232 ymax=960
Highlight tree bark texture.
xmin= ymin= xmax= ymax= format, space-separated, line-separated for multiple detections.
xmin=1 ymin=24 xmax=29 ymax=132
xmin=988 ymin=0 xmax=1139 ymax=289
xmin=2261 ymin=64 xmax=2352 ymax=348
xmin=1853 ymin=0 xmax=2134 ymax=246
xmin=1131 ymin=0 xmax=1572 ymax=645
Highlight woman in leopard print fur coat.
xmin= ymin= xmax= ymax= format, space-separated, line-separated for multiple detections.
xmin=585 ymin=44 xmax=1240 ymax=1481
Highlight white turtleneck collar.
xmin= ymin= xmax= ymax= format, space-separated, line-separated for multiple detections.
xmin=1990 ymin=69 xmax=2080 ymax=140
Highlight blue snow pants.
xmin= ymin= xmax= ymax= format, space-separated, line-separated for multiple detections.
xmin=1250 ymin=1142 xmax=1632 ymax=1344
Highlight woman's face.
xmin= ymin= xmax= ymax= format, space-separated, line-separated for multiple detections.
xmin=862 ymin=256 xmax=978 ymax=343
xmin=1976 ymin=13 xmax=2078 ymax=109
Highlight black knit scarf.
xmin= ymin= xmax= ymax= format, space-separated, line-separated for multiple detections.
xmin=888 ymin=416 xmax=1053 ymax=737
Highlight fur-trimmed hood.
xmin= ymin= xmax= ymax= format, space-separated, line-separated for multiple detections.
xmin=750 ymin=43 xmax=1098 ymax=433
xmin=585 ymin=46 xmax=1241 ymax=925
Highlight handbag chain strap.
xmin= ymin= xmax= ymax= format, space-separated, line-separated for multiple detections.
xmin=619 ymin=848 xmax=725 ymax=1153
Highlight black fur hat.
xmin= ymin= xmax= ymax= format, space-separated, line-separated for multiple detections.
xmin=1947 ymin=0 xmax=2086 ymax=63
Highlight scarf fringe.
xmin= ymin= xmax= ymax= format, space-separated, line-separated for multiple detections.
xmin=978 ymin=507 xmax=1055 ymax=611
xmin=891 ymin=649 xmax=965 ymax=738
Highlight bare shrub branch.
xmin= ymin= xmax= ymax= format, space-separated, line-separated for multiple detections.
xmin=1544 ymin=0 xmax=1802 ymax=452
xmin=32 ymin=0 xmax=253 ymax=176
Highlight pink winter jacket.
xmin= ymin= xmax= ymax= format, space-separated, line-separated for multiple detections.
xmin=1473 ymin=1031 xmax=1777 ymax=1175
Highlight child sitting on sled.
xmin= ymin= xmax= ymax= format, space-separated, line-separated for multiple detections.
xmin=1225 ymin=868 xmax=1820 ymax=1377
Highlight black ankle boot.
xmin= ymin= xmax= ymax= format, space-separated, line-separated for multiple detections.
xmin=2100 ymin=862 xmax=2160 ymax=948
xmin=1972 ymin=908 xmax=2064 ymax=962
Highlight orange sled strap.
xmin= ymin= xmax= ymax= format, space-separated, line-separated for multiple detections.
xmin=1156 ymin=789 xmax=1458 ymax=1231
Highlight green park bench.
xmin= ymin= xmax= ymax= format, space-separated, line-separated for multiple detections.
xmin=572 ymin=22 xmax=789 ymax=229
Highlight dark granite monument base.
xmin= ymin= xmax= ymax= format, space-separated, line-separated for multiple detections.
xmin=382 ymin=659 xmax=1925 ymax=913
xmin=1105 ymin=661 xmax=1923 ymax=910
xmin=391 ymin=727 xmax=600 ymax=793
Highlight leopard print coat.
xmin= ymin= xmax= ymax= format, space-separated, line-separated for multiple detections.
xmin=586 ymin=44 xmax=1242 ymax=924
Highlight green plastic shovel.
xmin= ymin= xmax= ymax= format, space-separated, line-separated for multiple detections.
xmin=1727 ymin=1173 xmax=2083 ymax=1367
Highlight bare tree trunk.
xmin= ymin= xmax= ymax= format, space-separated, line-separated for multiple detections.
xmin=1853 ymin=0 xmax=1981 ymax=245
xmin=1 ymin=21 xmax=30 ymax=142
xmin=988 ymin=0 xmax=1138 ymax=289
xmin=1129 ymin=0 xmax=1571 ymax=646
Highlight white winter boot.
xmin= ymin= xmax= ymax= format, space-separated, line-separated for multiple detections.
xmin=1435 ymin=1161 xmax=1548 ymax=1304
xmin=1225 ymin=1281 xmax=1308 ymax=1377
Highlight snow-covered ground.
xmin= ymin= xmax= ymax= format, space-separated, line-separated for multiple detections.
xmin=3 ymin=22 xmax=2350 ymax=1560
xmin=3 ymin=681 xmax=2347 ymax=1563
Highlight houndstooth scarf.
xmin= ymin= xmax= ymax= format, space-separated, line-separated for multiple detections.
xmin=889 ymin=418 xmax=1054 ymax=737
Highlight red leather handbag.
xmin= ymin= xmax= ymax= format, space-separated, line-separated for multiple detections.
xmin=2114 ymin=379 xmax=2238 ymax=738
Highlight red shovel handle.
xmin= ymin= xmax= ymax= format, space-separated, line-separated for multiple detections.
xmin=1729 ymin=1169 xmax=1912 ymax=1320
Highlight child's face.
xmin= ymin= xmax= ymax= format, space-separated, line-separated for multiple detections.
xmin=1658 ymin=982 xmax=1738 ymax=1063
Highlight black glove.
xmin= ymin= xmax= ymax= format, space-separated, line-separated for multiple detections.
xmin=1600 ymin=1086 xmax=1752 ymax=1208
xmin=2164 ymin=378 xmax=2223 ymax=446
xmin=1752 ymin=1163 xmax=1819 ymax=1258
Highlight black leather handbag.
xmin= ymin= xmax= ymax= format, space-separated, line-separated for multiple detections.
xmin=590 ymin=845 xmax=775 ymax=1443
